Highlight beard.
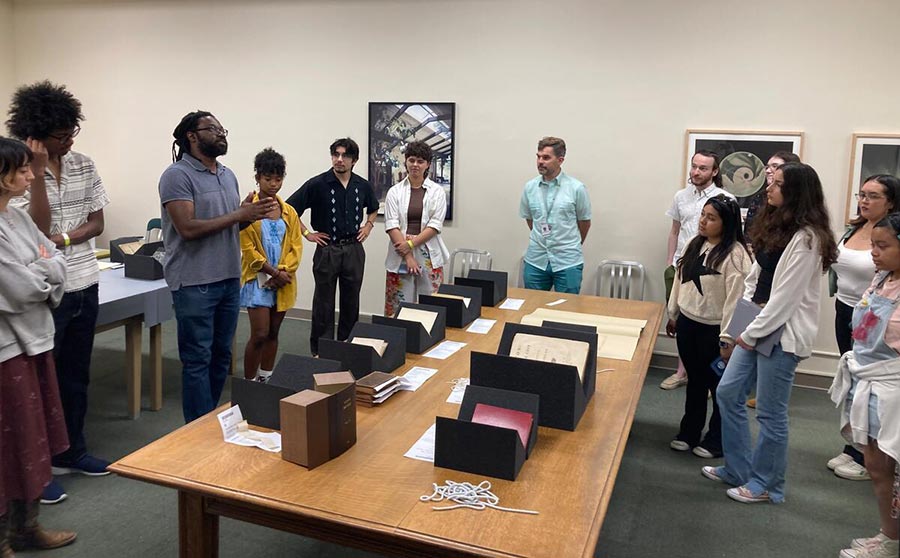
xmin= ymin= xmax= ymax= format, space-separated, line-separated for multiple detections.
xmin=198 ymin=138 xmax=228 ymax=158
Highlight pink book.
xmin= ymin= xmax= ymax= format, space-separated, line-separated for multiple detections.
xmin=471 ymin=403 xmax=533 ymax=448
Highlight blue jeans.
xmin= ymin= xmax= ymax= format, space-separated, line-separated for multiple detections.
xmin=716 ymin=344 xmax=799 ymax=503
xmin=172 ymin=278 xmax=240 ymax=423
xmin=523 ymin=262 xmax=583 ymax=294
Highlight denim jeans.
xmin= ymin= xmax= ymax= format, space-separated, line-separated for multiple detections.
xmin=172 ymin=278 xmax=240 ymax=423
xmin=716 ymin=344 xmax=800 ymax=503
xmin=51 ymin=284 xmax=99 ymax=464
xmin=523 ymin=262 xmax=583 ymax=294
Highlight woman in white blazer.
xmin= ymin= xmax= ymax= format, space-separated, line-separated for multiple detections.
xmin=383 ymin=141 xmax=450 ymax=316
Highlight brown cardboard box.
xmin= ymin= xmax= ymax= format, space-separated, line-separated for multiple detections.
xmin=313 ymin=371 xmax=356 ymax=395
xmin=280 ymin=390 xmax=330 ymax=469
xmin=327 ymin=383 xmax=357 ymax=458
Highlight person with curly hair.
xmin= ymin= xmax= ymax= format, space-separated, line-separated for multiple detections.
xmin=5 ymin=81 xmax=111 ymax=505
xmin=383 ymin=140 xmax=450 ymax=316
xmin=239 ymin=148 xmax=302 ymax=383
xmin=704 ymin=163 xmax=839 ymax=505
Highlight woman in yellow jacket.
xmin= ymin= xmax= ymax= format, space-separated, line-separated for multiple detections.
xmin=239 ymin=148 xmax=302 ymax=382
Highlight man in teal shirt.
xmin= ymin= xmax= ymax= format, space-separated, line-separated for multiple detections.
xmin=519 ymin=136 xmax=592 ymax=293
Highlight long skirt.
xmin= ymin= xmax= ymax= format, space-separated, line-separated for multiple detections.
xmin=0 ymin=351 xmax=69 ymax=514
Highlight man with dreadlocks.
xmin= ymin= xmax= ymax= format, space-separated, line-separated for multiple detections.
xmin=6 ymin=80 xmax=111 ymax=506
xmin=159 ymin=111 xmax=277 ymax=423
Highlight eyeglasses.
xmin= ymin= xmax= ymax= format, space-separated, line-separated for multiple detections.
xmin=856 ymin=192 xmax=885 ymax=201
xmin=47 ymin=126 xmax=81 ymax=143
xmin=193 ymin=126 xmax=228 ymax=137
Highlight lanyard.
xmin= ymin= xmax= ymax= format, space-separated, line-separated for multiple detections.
xmin=541 ymin=180 xmax=560 ymax=223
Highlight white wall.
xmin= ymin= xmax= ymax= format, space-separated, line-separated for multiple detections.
xmin=0 ymin=0 xmax=14 ymax=112
xmin=9 ymin=0 xmax=900 ymax=372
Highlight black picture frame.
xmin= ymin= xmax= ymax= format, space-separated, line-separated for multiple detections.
xmin=368 ymin=102 xmax=455 ymax=220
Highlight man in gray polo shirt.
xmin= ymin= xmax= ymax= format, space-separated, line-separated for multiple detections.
xmin=159 ymin=110 xmax=276 ymax=422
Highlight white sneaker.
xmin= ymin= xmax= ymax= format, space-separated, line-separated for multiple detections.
xmin=840 ymin=538 xmax=899 ymax=558
xmin=670 ymin=440 xmax=690 ymax=451
xmin=827 ymin=452 xmax=855 ymax=471
xmin=834 ymin=460 xmax=871 ymax=481
xmin=851 ymin=532 xmax=889 ymax=551
xmin=660 ymin=373 xmax=688 ymax=390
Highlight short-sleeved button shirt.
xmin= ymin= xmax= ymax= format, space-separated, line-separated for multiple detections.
xmin=666 ymin=185 xmax=734 ymax=261
xmin=12 ymin=151 xmax=110 ymax=292
xmin=285 ymin=169 xmax=378 ymax=242
xmin=518 ymin=172 xmax=592 ymax=272
xmin=158 ymin=153 xmax=241 ymax=290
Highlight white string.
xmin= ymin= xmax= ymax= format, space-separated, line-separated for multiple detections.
xmin=447 ymin=377 xmax=469 ymax=392
xmin=597 ymin=368 xmax=615 ymax=374
xmin=420 ymin=480 xmax=538 ymax=515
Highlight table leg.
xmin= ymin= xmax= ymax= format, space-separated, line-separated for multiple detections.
xmin=150 ymin=324 xmax=163 ymax=411
xmin=124 ymin=317 xmax=142 ymax=419
xmin=178 ymin=491 xmax=219 ymax=558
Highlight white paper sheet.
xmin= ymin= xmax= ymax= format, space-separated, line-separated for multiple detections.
xmin=466 ymin=318 xmax=496 ymax=334
xmin=98 ymin=261 xmax=124 ymax=271
xmin=399 ymin=366 xmax=440 ymax=391
xmin=498 ymin=298 xmax=525 ymax=311
xmin=403 ymin=423 xmax=437 ymax=462
xmin=546 ymin=298 xmax=567 ymax=306
xmin=217 ymin=405 xmax=282 ymax=453
xmin=423 ymin=340 xmax=467 ymax=360
xmin=430 ymin=293 xmax=471 ymax=308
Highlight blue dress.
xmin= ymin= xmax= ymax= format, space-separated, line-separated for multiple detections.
xmin=240 ymin=218 xmax=287 ymax=309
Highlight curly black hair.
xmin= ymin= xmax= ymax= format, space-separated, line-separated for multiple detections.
xmin=254 ymin=147 xmax=286 ymax=177
xmin=5 ymin=80 xmax=84 ymax=140
xmin=404 ymin=140 xmax=433 ymax=163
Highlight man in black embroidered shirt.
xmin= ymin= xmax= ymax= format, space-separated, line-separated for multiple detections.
xmin=287 ymin=138 xmax=379 ymax=355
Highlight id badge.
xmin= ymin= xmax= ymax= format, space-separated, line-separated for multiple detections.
xmin=539 ymin=222 xmax=552 ymax=236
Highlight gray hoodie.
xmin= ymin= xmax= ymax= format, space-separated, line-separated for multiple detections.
xmin=0 ymin=205 xmax=67 ymax=362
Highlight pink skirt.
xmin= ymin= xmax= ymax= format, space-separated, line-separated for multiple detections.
xmin=0 ymin=351 xmax=69 ymax=514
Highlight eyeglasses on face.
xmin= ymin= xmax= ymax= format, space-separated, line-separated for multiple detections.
xmin=193 ymin=126 xmax=228 ymax=137
xmin=47 ymin=126 xmax=81 ymax=142
xmin=856 ymin=192 xmax=885 ymax=201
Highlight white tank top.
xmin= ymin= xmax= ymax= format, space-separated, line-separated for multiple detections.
xmin=832 ymin=241 xmax=877 ymax=306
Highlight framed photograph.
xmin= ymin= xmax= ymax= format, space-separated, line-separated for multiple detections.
xmin=683 ymin=129 xmax=804 ymax=208
xmin=368 ymin=103 xmax=455 ymax=220
xmin=846 ymin=133 xmax=900 ymax=223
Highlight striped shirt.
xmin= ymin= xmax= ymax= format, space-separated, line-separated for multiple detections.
xmin=12 ymin=151 xmax=110 ymax=292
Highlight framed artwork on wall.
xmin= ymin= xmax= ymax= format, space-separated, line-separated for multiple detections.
xmin=683 ymin=129 xmax=804 ymax=209
xmin=846 ymin=133 xmax=900 ymax=224
xmin=368 ymin=103 xmax=455 ymax=220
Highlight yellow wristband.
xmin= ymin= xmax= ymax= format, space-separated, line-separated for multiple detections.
xmin=407 ymin=239 xmax=414 ymax=249
xmin=62 ymin=232 xmax=71 ymax=247
xmin=302 ymin=229 xmax=310 ymax=237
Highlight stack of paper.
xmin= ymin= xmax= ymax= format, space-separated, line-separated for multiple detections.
xmin=519 ymin=308 xmax=647 ymax=361
xmin=355 ymin=372 xmax=401 ymax=407
xmin=397 ymin=307 xmax=438 ymax=333
xmin=351 ymin=337 xmax=389 ymax=357
xmin=430 ymin=293 xmax=471 ymax=307
xmin=510 ymin=333 xmax=590 ymax=382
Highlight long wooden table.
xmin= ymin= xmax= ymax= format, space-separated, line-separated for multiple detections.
xmin=110 ymin=288 xmax=664 ymax=557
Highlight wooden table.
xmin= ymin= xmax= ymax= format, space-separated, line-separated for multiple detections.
xmin=98 ymin=267 xmax=174 ymax=418
xmin=110 ymin=288 xmax=664 ymax=557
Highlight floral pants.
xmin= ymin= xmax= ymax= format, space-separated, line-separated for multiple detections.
xmin=384 ymin=245 xmax=444 ymax=316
